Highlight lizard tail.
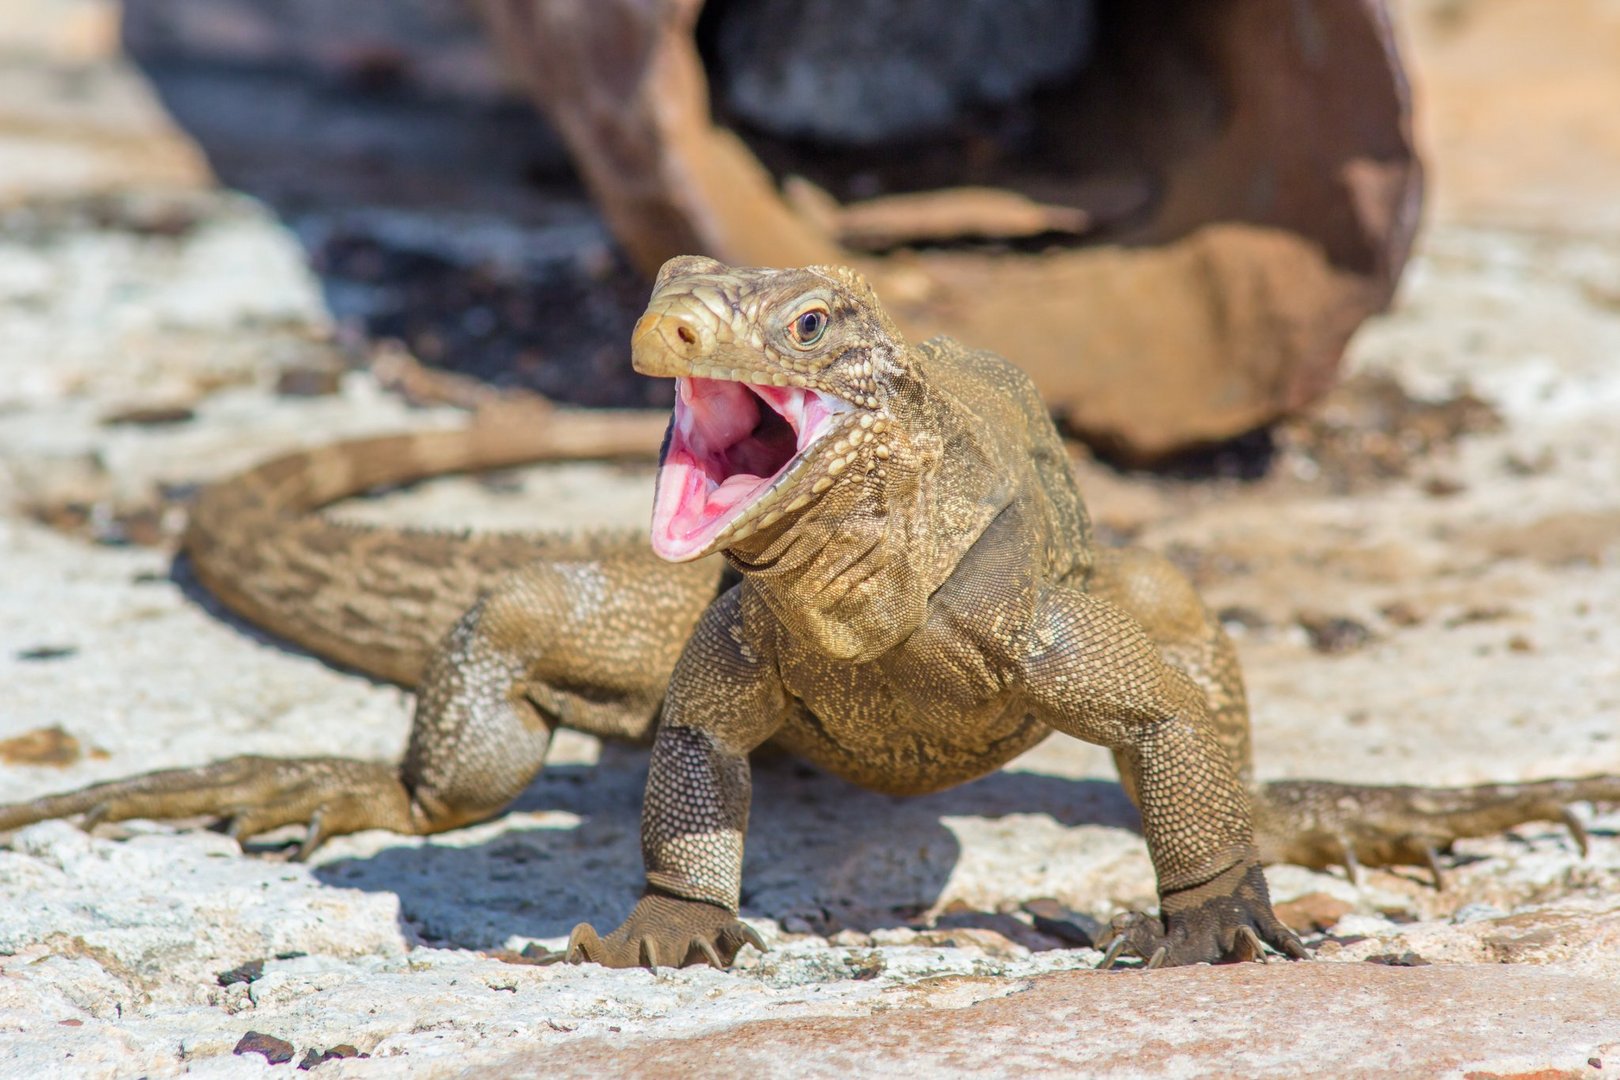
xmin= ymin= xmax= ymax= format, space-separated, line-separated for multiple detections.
xmin=1251 ymin=775 xmax=1620 ymax=886
xmin=0 ymin=781 xmax=108 ymax=833
xmin=182 ymin=403 xmax=671 ymax=687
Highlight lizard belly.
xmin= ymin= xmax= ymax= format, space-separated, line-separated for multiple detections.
xmin=771 ymin=659 xmax=1051 ymax=796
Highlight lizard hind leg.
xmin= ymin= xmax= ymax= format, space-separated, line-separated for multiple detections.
xmin=0 ymin=755 xmax=420 ymax=859
xmin=1253 ymin=776 xmax=1620 ymax=887
xmin=0 ymin=591 xmax=568 ymax=858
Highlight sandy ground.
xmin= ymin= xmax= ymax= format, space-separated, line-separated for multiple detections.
xmin=1 ymin=1 xmax=1619 ymax=1076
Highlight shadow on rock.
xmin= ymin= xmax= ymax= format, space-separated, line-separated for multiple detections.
xmin=312 ymin=743 xmax=1140 ymax=951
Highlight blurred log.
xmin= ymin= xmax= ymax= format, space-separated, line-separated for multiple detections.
xmin=477 ymin=0 xmax=1421 ymax=461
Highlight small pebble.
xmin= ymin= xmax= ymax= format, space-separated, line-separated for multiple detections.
xmin=1297 ymin=612 xmax=1373 ymax=654
xmin=234 ymin=1031 xmax=295 ymax=1065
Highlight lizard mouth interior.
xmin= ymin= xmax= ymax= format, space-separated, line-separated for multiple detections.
xmin=651 ymin=376 xmax=850 ymax=561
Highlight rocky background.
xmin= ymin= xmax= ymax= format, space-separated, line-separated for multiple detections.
xmin=2 ymin=0 xmax=1619 ymax=1075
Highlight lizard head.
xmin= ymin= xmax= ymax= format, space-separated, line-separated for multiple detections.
xmin=632 ymin=256 xmax=906 ymax=562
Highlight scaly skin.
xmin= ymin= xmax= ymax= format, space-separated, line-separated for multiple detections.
xmin=4 ymin=258 xmax=1617 ymax=970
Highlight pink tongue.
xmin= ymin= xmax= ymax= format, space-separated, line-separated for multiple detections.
xmin=662 ymin=453 xmax=773 ymax=542
xmin=710 ymin=473 xmax=762 ymax=508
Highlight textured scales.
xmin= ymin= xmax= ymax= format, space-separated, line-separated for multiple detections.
xmin=4 ymin=258 xmax=1618 ymax=969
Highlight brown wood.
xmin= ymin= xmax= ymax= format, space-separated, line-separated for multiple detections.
xmin=475 ymin=0 xmax=1422 ymax=460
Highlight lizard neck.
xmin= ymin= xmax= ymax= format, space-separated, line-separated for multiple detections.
xmin=724 ymin=348 xmax=1012 ymax=663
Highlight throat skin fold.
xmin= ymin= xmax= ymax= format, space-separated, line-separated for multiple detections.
xmin=723 ymin=347 xmax=1077 ymax=664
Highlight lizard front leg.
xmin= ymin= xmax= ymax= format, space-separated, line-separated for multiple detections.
xmin=1021 ymin=585 xmax=1308 ymax=967
xmin=567 ymin=586 xmax=778 ymax=969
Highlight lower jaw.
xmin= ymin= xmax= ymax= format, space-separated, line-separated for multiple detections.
xmin=651 ymin=465 xmax=777 ymax=560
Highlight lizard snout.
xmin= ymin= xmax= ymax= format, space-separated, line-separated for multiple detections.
xmin=632 ymin=307 xmax=715 ymax=376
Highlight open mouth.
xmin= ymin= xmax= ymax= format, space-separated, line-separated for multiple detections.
xmin=651 ymin=376 xmax=851 ymax=561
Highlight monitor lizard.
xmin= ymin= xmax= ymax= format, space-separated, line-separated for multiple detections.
xmin=4 ymin=257 xmax=1616 ymax=971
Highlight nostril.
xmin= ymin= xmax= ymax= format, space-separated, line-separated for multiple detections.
xmin=676 ymin=325 xmax=697 ymax=346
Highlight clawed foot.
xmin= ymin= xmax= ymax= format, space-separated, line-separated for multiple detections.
xmin=566 ymin=890 xmax=767 ymax=970
xmin=1098 ymin=861 xmax=1310 ymax=969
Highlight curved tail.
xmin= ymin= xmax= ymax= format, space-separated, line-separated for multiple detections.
xmin=1252 ymin=775 xmax=1620 ymax=886
xmin=183 ymin=404 xmax=671 ymax=686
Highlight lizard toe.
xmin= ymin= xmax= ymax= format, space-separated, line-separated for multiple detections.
xmin=692 ymin=936 xmax=725 ymax=969
xmin=1561 ymin=806 xmax=1590 ymax=858
xmin=565 ymin=922 xmax=606 ymax=965
xmin=1231 ymin=924 xmax=1266 ymax=963
xmin=1097 ymin=910 xmax=1167 ymax=970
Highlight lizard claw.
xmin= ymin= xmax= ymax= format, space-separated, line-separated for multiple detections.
xmin=1231 ymin=924 xmax=1266 ymax=963
xmin=693 ymin=936 xmax=725 ymax=970
xmin=1421 ymin=842 xmax=1446 ymax=890
xmin=736 ymin=921 xmax=768 ymax=954
xmin=1097 ymin=910 xmax=1166 ymax=970
xmin=80 ymin=803 xmax=112 ymax=832
xmin=294 ymin=809 xmax=330 ymax=863
xmin=1337 ymin=834 xmax=1364 ymax=889
xmin=564 ymin=890 xmax=766 ymax=970
xmin=1561 ymin=806 xmax=1590 ymax=858
xmin=565 ymin=922 xmax=604 ymax=965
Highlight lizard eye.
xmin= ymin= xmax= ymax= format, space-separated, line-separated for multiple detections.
xmin=789 ymin=308 xmax=828 ymax=347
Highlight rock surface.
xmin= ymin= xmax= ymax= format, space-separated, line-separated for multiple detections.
xmin=2 ymin=1 xmax=1620 ymax=1077
xmin=501 ymin=964 xmax=1620 ymax=1078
